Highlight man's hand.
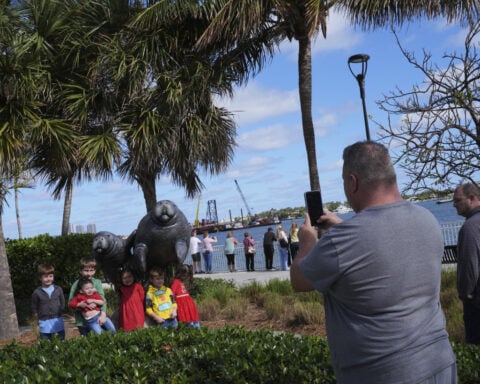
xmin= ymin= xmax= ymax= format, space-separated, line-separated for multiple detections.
xmin=316 ymin=208 xmax=343 ymax=229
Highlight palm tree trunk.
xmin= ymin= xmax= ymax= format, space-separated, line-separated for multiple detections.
xmin=138 ymin=175 xmax=157 ymax=213
xmin=0 ymin=214 xmax=20 ymax=340
xmin=298 ymin=36 xmax=320 ymax=191
xmin=61 ymin=179 xmax=73 ymax=236
xmin=14 ymin=184 xmax=22 ymax=239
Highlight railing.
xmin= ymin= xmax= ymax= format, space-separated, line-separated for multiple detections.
xmin=196 ymin=221 xmax=464 ymax=272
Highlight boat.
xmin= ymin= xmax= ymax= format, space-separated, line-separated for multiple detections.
xmin=436 ymin=199 xmax=453 ymax=204
xmin=334 ymin=205 xmax=353 ymax=214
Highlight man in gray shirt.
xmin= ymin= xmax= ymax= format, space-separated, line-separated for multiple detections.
xmin=453 ymin=183 xmax=480 ymax=344
xmin=291 ymin=141 xmax=456 ymax=384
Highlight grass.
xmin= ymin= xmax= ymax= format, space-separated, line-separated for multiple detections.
xmin=191 ymin=270 xmax=465 ymax=343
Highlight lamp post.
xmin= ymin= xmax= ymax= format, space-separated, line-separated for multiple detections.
xmin=348 ymin=54 xmax=371 ymax=141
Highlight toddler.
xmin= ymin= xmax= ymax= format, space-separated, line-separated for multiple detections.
xmin=69 ymin=277 xmax=116 ymax=334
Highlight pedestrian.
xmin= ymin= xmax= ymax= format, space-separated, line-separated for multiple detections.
xmin=189 ymin=229 xmax=203 ymax=274
xmin=68 ymin=257 xmax=108 ymax=336
xmin=69 ymin=277 xmax=116 ymax=334
xmin=453 ymin=183 xmax=480 ymax=344
xmin=243 ymin=232 xmax=256 ymax=271
xmin=224 ymin=231 xmax=239 ymax=272
xmin=171 ymin=264 xmax=200 ymax=328
xmin=201 ymin=231 xmax=217 ymax=274
xmin=276 ymin=225 xmax=289 ymax=271
xmin=263 ymin=227 xmax=277 ymax=270
xmin=31 ymin=264 xmax=65 ymax=340
xmin=291 ymin=141 xmax=456 ymax=384
xmin=117 ymin=268 xmax=145 ymax=331
xmin=289 ymin=221 xmax=300 ymax=263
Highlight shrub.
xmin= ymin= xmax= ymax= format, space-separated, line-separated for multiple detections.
xmin=222 ymin=297 xmax=249 ymax=320
xmin=0 ymin=327 xmax=337 ymax=383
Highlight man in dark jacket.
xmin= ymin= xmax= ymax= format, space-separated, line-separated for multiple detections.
xmin=453 ymin=183 xmax=480 ymax=344
xmin=263 ymin=227 xmax=277 ymax=270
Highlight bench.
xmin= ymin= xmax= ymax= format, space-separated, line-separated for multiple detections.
xmin=442 ymin=245 xmax=458 ymax=264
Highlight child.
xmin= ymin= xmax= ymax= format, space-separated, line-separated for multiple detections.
xmin=118 ymin=268 xmax=145 ymax=331
xmin=170 ymin=264 xmax=200 ymax=328
xmin=68 ymin=257 xmax=108 ymax=336
xmin=31 ymin=264 xmax=65 ymax=340
xmin=145 ymin=267 xmax=178 ymax=328
xmin=69 ymin=277 xmax=116 ymax=334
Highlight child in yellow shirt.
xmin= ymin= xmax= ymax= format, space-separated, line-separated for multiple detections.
xmin=145 ymin=267 xmax=177 ymax=328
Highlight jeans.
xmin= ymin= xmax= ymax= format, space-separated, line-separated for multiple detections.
xmin=85 ymin=312 xmax=116 ymax=334
xmin=156 ymin=318 xmax=178 ymax=328
xmin=279 ymin=247 xmax=289 ymax=270
xmin=40 ymin=330 xmax=65 ymax=341
xmin=463 ymin=299 xmax=480 ymax=344
xmin=203 ymin=251 xmax=213 ymax=272
xmin=264 ymin=245 xmax=274 ymax=269
xmin=245 ymin=253 xmax=255 ymax=271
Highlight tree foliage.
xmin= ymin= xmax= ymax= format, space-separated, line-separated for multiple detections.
xmin=376 ymin=15 xmax=480 ymax=191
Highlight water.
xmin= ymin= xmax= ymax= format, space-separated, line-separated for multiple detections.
xmin=198 ymin=200 xmax=464 ymax=273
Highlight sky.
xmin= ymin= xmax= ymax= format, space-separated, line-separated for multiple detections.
xmin=2 ymin=11 xmax=469 ymax=239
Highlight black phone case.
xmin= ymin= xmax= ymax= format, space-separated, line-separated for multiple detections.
xmin=304 ymin=191 xmax=324 ymax=226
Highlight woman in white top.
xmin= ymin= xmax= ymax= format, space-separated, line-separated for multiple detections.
xmin=276 ymin=225 xmax=289 ymax=271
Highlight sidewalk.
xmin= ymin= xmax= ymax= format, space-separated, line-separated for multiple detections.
xmin=194 ymin=269 xmax=291 ymax=287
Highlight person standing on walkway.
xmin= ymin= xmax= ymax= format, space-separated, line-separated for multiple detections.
xmin=189 ymin=229 xmax=203 ymax=274
xmin=453 ymin=183 xmax=480 ymax=344
xmin=289 ymin=221 xmax=300 ymax=265
xmin=291 ymin=141 xmax=456 ymax=384
xmin=263 ymin=227 xmax=277 ymax=270
xmin=224 ymin=231 xmax=239 ymax=272
xmin=243 ymin=232 xmax=256 ymax=272
xmin=201 ymin=231 xmax=217 ymax=274
xmin=276 ymin=225 xmax=289 ymax=271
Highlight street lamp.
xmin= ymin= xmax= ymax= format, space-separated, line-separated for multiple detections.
xmin=348 ymin=53 xmax=371 ymax=141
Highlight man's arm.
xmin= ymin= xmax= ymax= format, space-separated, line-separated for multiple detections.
xmin=290 ymin=214 xmax=317 ymax=292
xmin=290 ymin=211 xmax=343 ymax=292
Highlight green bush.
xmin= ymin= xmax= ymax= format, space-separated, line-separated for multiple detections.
xmin=6 ymin=233 xmax=95 ymax=324
xmin=0 ymin=326 xmax=336 ymax=384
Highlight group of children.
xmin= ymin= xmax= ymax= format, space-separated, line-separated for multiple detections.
xmin=31 ymin=258 xmax=200 ymax=340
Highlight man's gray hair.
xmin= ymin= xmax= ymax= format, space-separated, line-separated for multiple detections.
xmin=343 ymin=141 xmax=397 ymax=187
xmin=457 ymin=183 xmax=480 ymax=198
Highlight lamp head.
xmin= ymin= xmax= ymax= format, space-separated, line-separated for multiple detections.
xmin=348 ymin=53 xmax=370 ymax=79
xmin=348 ymin=54 xmax=370 ymax=64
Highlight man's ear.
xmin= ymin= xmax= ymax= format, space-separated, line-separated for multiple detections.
xmin=348 ymin=173 xmax=359 ymax=193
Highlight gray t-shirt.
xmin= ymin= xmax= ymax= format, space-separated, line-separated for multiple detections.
xmin=300 ymin=201 xmax=455 ymax=384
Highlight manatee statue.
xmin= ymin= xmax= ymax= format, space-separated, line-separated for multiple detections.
xmin=92 ymin=230 xmax=136 ymax=288
xmin=133 ymin=200 xmax=192 ymax=275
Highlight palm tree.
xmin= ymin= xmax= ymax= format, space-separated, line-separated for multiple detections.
xmin=0 ymin=2 xmax=48 ymax=340
xmin=101 ymin=1 xmax=244 ymax=212
xmin=24 ymin=0 xmax=125 ymax=235
xmin=196 ymin=0 xmax=479 ymax=192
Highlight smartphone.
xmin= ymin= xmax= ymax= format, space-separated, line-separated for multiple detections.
xmin=304 ymin=190 xmax=324 ymax=226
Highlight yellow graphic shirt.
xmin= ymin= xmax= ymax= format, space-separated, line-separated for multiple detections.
xmin=145 ymin=284 xmax=177 ymax=320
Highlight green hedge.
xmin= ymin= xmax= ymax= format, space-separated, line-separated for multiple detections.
xmin=0 ymin=326 xmax=336 ymax=384
xmin=6 ymin=234 xmax=95 ymax=323
xmin=1 ymin=327 xmax=479 ymax=383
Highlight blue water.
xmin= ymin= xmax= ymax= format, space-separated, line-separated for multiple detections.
xmin=196 ymin=200 xmax=464 ymax=273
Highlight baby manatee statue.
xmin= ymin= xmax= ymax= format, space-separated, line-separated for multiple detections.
xmin=133 ymin=200 xmax=191 ymax=275
xmin=92 ymin=230 xmax=136 ymax=288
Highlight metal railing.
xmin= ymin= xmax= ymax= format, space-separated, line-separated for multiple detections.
xmin=194 ymin=221 xmax=464 ymax=272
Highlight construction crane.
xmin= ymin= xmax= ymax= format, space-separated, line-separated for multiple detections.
xmin=194 ymin=194 xmax=201 ymax=227
xmin=234 ymin=179 xmax=253 ymax=218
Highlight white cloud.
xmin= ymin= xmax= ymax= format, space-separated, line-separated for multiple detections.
xmin=237 ymin=123 xmax=299 ymax=151
xmin=217 ymin=83 xmax=299 ymax=126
